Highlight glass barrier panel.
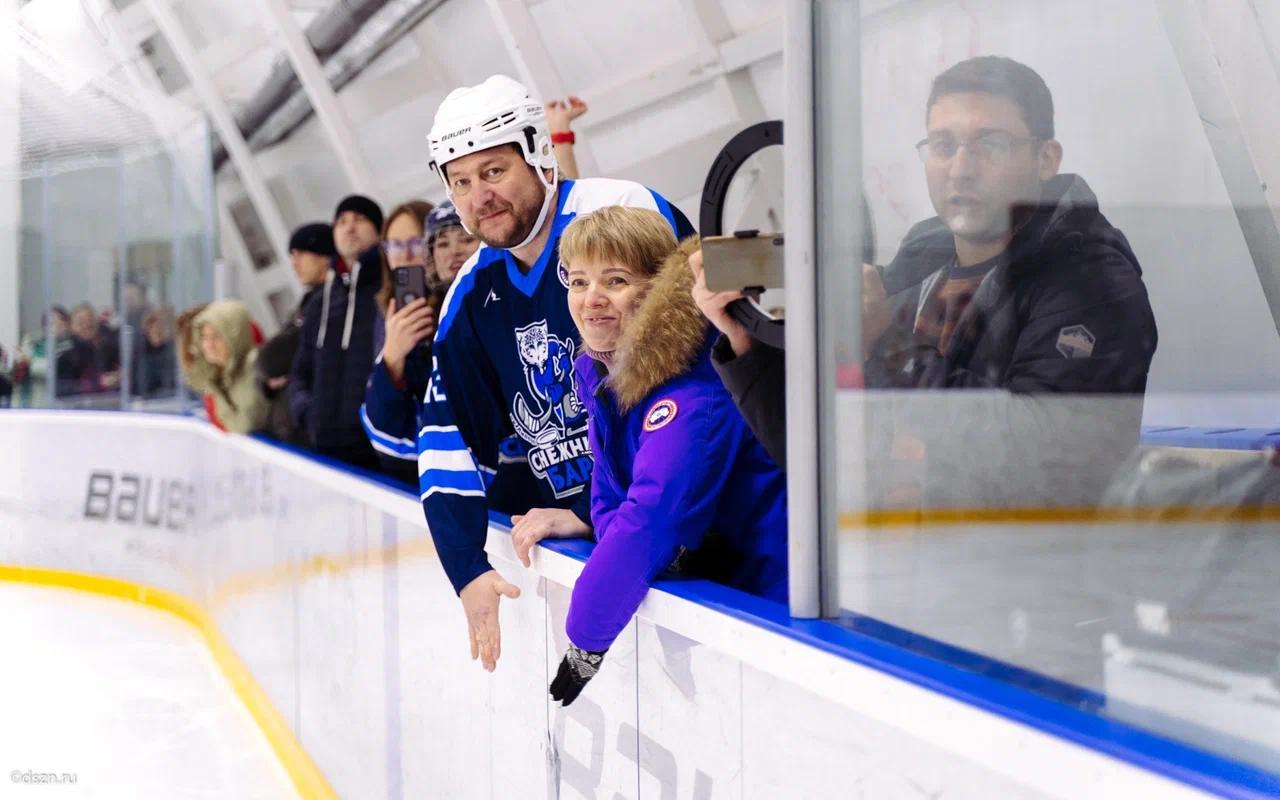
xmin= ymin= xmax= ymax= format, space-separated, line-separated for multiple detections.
xmin=821 ymin=0 xmax=1280 ymax=776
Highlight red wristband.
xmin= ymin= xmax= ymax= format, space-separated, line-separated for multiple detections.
xmin=551 ymin=131 xmax=576 ymax=145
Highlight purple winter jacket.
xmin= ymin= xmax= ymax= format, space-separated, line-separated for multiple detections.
xmin=565 ymin=241 xmax=788 ymax=652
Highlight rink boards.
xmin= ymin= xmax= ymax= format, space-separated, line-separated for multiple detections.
xmin=0 ymin=411 xmax=1262 ymax=799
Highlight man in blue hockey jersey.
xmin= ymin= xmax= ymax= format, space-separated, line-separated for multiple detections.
xmin=417 ymin=75 xmax=694 ymax=672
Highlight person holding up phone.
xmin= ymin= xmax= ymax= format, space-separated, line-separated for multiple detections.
xmin=363 ymin=200 xmax=479 ymax=487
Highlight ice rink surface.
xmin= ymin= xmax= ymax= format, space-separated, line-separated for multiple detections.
xmin=0 ymin=583 xmax=300 ymax=800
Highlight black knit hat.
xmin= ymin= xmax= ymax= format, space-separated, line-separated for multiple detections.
xmin=334 ymin=194 xmax=384 ymax=232
xmin=288 ymin=222 xmax=335 ymax=257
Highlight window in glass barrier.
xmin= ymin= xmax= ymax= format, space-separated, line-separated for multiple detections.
xmin=40 ymin=164 xmax=124 ymax=410
xmin=12 ymin=174 xmax=47 ymax=409
xmin=821 ymin=0 xmax=1280 ymax=777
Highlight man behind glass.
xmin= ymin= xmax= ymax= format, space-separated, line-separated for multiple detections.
xmin=863 ymin=56 xmax=1158 ymax=507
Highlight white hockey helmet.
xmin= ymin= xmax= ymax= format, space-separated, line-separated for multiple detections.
xmin=426 ymin=75 xmax=560 ymax=250
xmin=427 ymin=74 xmax=558 ymax=188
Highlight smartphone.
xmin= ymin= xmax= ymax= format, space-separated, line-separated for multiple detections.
xmin=701 ymin=231 xmax=785 ymax=293
xmin=392 ymin=266 xmax=428 ymax=311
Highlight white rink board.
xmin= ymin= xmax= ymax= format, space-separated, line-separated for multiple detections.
xmin=0 ymin=411 xmax=1227 ymax=799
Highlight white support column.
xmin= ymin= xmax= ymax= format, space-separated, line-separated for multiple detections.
xmin=258 ymin=0 xmax=377 ymax=195
xmin=782 ymin=0 xmax=820 ymax=620
xmin=0 ymin=0 xmax=19 ymax=353
xmin=144 ymin=0 xmax=298 ymax=301
xmin=481 ymin=0 xmax=601 ymax=176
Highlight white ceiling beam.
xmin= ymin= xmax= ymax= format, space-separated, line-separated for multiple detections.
xmin=679 ymin=0 xmax=770 ymax=121
xmin=217 ymin=202 xmax=284 ymax=335
xmin=578 ymin=20 xmax=781 ymax=133
xmin=1157 ymin=0 xmax=1280 ymax=333
xmin=676 ymin=0 xmax=779 ymax=224
xmin=481 ymin=0 xmax=601 ymax=176
xmin=200 ymin=26 xmax=271 ymax=76
xmin=258 ymin=0 xmax=379 ymax=195
xmin=608 ymin=123 xmax=744 ymax=208
xmin=144 ymin=0 xmax=299 ymax=302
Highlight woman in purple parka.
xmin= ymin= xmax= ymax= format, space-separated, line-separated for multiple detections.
xmin=541 ymin=205 xmax=788 ymax=706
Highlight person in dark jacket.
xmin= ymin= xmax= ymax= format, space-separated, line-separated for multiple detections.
xmin=257 ymin=222 xmax=334 ymax=446
xmin=690 ymin=57 xmax=1157 ymax=505
xmin=543 ymin=208 xmax=787 ymax=706
xmin=688 ymin=248 xmax=787 ymax=470
xmin=363 ymin=199 xmax=485 ymax=488
xmin=133 ymin=306 xmax=177 ymax=398
xmin=859 ymin=56 xmax=1157 ymax=507
xmin=289 ymin=195 xmax=385 ymax=470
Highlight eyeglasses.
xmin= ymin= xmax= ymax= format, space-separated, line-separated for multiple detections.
xmin=915 ymin=133 xmax=1040 ymax=166
xmin=382 ymin=238 xmax=425 ymax=259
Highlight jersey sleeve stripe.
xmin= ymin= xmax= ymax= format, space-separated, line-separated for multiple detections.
xmin=370 ymin=438 xmax=419 ymax=461
xmin=417 ymin=428 xmax=469 ymax=453
xmin=360 ymin=405 xmax=418 ymax=456
xmin=420 ymin=468 xmax=486 ymax=493
xmin=421 ymin=485 xmax=487 ymax=501
xmin=418 ymin=448 xmax=480 ymax=476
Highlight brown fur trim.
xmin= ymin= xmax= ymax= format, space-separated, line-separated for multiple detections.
xmin=609 ymin=236 xmax=707 ymax=412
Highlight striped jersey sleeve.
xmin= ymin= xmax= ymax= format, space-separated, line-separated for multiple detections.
xmin=418 ymin=254 xmax=508 ymax=593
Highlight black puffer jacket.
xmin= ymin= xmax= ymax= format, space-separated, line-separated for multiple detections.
xmin=869 ymin=173 xmax=1156 ymax=392
xmin=289 ymin=247 xmax=383 ymax=457
xmin=864 ymin=173 xmax=1159 ymax=508
xmin=710 ymin=337 xmax=786 ymax=471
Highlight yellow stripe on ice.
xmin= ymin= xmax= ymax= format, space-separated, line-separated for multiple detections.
xmin=0 ymin=565 xmax=338 ymax=800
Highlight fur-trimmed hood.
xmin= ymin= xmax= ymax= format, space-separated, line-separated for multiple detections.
xmin=606 ymin=236 xmax=709 ymax=412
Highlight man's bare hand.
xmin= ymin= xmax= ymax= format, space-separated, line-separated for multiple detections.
xmin=689 ymin=249 xmax=754 ymax=357
xmin=510 ymin=508 xmax=591 ymax=568
xmin=459 ymin=570 xmax=521 ymax=672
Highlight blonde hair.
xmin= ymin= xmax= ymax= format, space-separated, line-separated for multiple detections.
xmin=559 ymin=206 xmax=678 ymax=280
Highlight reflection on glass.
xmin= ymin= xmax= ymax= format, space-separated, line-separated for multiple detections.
xmin=824 ymin=1 xmax=1280 ymax=778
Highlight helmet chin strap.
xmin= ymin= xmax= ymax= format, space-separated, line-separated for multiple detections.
xmin=510 ymin=164 xmax=559 ymax=252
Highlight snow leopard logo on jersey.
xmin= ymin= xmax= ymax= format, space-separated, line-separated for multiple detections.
xmin=511 ymin=320 xmax=592 ymax=499
xmin=557 ymin=258 xmax=570 ymax=288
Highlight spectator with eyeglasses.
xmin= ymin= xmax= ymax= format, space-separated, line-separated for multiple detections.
xmin=861 ymin=56 xmax=1158 ymax=507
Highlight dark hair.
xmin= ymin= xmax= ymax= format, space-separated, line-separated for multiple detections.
xmin=927 ymin=56 xmax=1054 ymax=140
xmin=376 ymin=199 xmax=435 ymax=315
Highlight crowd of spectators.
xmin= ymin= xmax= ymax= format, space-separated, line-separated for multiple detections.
xmin=0 ymin=278 xmax=181 ymax=408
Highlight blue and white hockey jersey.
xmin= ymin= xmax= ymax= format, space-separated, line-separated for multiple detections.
xmin=419 ymin=178 xmax=695 ymax=594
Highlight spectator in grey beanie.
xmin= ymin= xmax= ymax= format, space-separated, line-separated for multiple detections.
xmin=256 ymin=222 xmax=335 ymax=446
